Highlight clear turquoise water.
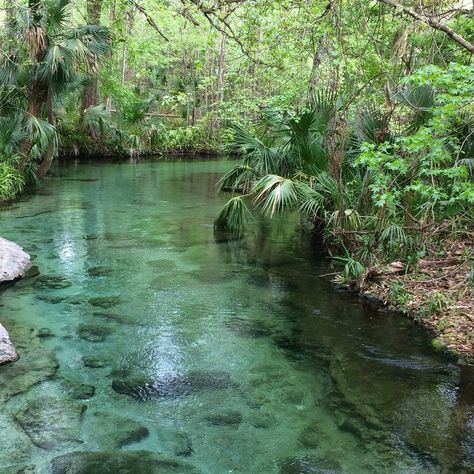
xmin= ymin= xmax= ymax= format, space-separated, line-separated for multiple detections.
xmin=0 ymin=159 xmax=473 ymax=473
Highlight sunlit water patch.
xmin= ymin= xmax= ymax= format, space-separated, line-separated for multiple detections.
xmin=0 ymin=159 xmax=473 ymax=473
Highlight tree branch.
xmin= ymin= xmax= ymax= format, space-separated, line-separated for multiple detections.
xmin=131 ymin=0 xmax=169 ymax=42
xmin=181 ymin=0 xmax=272 ymax=66
xmin=377 ymin=0 xmax=474 ymax=54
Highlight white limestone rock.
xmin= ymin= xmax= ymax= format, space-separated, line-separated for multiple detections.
xmin=0 ymin=323 xmax=18 ymax=364
xmin=0 ymin=237 xmax=31 ymax=283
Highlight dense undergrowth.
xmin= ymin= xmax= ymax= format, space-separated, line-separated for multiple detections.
xmin=215 ymin=63 xmax=474 ymax=334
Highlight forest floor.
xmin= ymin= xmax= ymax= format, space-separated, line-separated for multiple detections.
xmin=357 ymin=239 xmax=474 ymax=364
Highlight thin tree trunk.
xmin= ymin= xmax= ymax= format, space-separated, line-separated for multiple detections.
xmin=81 ymin=0 xmax=102 ymax=118
xmin=4 ymin=0 xmax=15 ymax=53
xmin=120 ymin=41 xmax=127 ymax=86
xmin=35 ymin=91 xmax=56 ymax=180
xmin=215 ymin=31 xmax=226 ymax=132
xmin=307 ymin=36 xmax=326 ymax=105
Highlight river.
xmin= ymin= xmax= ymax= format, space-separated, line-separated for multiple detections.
xmin=0 ymin=158 xmax=473 ymax=473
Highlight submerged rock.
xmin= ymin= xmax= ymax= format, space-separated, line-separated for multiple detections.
xmin=86 ymin=266 xmax=114 ymax=277
xmin=87 ymin=411 xmax=149 ymax=448
xmin=298 ymin=424 xmax=321 ymax=449
xmin=247 ymin=410 xmax=276 ymax=429
xmin=64 ymin=380 xmax=96 ymax=400
xmin=225 ymin=317 xmax=275 ymax=339
xmin=112 ymin=370 xmax=235 ymax=401
xmin=203 ymin=411 xmax=243 ymax=427
xmin=0 ymin=417 xmax=35 ymax=470
xmin=93 ymin=311 xmax=132 ymax=325
xmin=77 ymin=323 xmax=113 ymax=342
xmin=23 ymin=265 xmax=40 ymax=279
xmin=0 ymin=322 xmax=18 ymax=365
xmin=82 ymin=355 xmax=108 ymax=368
xmin=0 ymin=340 xmax=58 ymax=400
xmin=14 ymin=397 xmax=86 ymax=449
xmin=156 ymin=429 xmax=193 ymax=457
xmin=34 ymin=275 xmax=72 ymax=290
xmin=50 ymin=451 xmax=199 ymax=474
xmin=146 ymin=259 xmax=177 ymax=271
xmin=279 ymin=456 xmax=342 ymax=474
xmin=37 ymin=328 xmax=54 ymax=338
xmin=88 ymin=296 xmax=123 ymax=308
xmin=36 ymin=295 xmax=65 ymax=304
xmin=0 ymin=237 xmax=31 ymax=283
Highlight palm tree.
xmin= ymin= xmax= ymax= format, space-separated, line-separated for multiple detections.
xmin=0 ymin=0 xmax=110 ymax=179
xmin=215 ymin=99 xmax=354 ymax=233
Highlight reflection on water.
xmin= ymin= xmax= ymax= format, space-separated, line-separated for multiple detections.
xmin=0 ymin=158 xmax=473 ymax=473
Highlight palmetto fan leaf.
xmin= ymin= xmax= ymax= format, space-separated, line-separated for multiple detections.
xmin=44 ymin=0 xmax=70 ymax=34
xmin=314 ymin=172 xmax=344 ymax=209
xmin=0 ymin=56 xmax=22 ymax=87
xmin=287 ymin=109 xmax=329 ymax=172
xmin=355 ymin=108 xmax=391 ymax=145
xmin=218 ymin=164 xmax=256 ymax=193
xmin=0 ymin=115 xmax=26 ymax=156
xmin=37 ymin=44 xmax=74 ymax=84
xmin=0 ymin=162 xmax=24 ymax=200
xmin=394 ymin=85 xmax=435 ymax=131
xmin=214 ymin=196 xmax=252 ymax=232
xmin=25 ymin=115 xmax=58 ymax=153
xmin=253 ymin=175 xmax=300 ymax=217
xmin=297 ymin=181 xmax=325 ymax=218
xmin=68 ymin=25 xmax=111 ymax=56
xmin=83 ymin=105 xmax=111 ymax=135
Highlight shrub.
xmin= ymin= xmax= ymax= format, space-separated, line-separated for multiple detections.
xmin=0 ymin=161 xmax=24 ymax=201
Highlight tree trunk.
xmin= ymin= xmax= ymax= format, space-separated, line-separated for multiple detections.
xmin=36 ymin=91 xmax=56 ymax=180
xmin=3 ymin=0 xmax=15 ymax=53
xmin=307 ymin=36 xmax=326 ymax=105
xmin=18 ymin=0 xmax=48 ymax=173
xmin=81 ymin=0 xmax=102 ymax=118
xmin=214 ymin=31 xmax=226 ymax=132
xmin=17 ymin=80 xmax=47 ymax=172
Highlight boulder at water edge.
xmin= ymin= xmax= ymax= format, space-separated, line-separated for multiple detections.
xmin=0 ymin=322 xmax=18 ymax=365
xmin=0 ymin=237 xmax=31 ymax=283
xmin=0 ymin=237 xmax=31 ymax=365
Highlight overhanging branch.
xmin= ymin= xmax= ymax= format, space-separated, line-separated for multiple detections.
xmin=378 ymin=0 xmax=474 ymax=54
xmin=131 ymin=0 xmax=169 ymax=42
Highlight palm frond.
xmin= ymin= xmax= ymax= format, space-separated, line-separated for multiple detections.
xmin=253 ymin=175 xmax=300 ymax=216
xmin=214 ymin=196 xmax=253 ymax=232
xmin=37 ymin=44 xmax=73 ymax=84
xmin=314 ymin=172 xmax=344 ymax=208
xmin=25 ymin=115 xmax=58 ymax=153
xmin=218 ymin=164 xmax=256 ymax=193
xmin=67 ymin=25 xmax=111 ymax=56
xmin=44 ymin=0 xmax=70 ymax=34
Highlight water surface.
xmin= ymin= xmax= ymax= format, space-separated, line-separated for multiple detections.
xmin=0 ymin=159 xmax=473 ymax=473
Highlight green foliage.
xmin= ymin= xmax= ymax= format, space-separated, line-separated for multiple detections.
xmin=357 ymin=64 xmax=474 ymax=225
xmin=388 ymin=281 xmax=410 ymax=308
xmin=0 ymin=161 xmax=24 ymax=200
xmin=216 ymin=62 xmax=473 ymax=284
xmin=333 ymin=256 xmax=365 ymax=285
xmin=214 ymin=196 xmax=252 ymax=233
xmin=418 ymin=291 xmax=450 ymax=320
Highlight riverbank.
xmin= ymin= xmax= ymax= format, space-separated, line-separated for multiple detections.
xmin=339 ymin=238 xmax=474 ymax=364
